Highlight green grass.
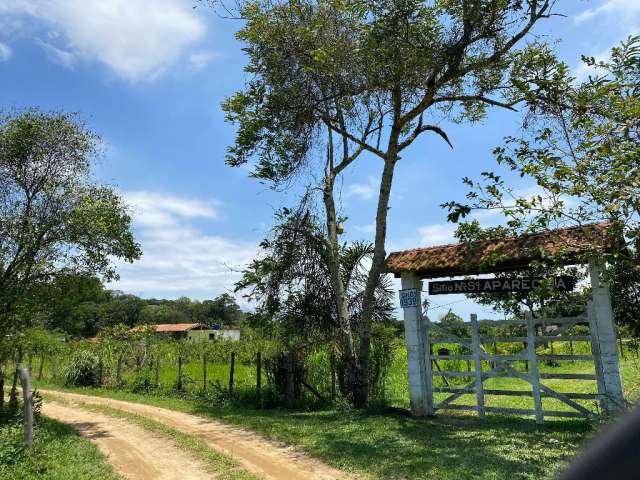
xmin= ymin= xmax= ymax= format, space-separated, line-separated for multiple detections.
xmin=0 ymin=410 xmax=122 ymax=480
xmin=46 ymin=394 xmax=257 ymax=480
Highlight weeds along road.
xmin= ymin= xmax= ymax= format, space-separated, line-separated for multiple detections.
xmin=42 ymin=389 xmax=348 ymax=480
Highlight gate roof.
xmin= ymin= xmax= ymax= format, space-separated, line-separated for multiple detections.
xmin=385 ymin=222 xmax=618 ymax=279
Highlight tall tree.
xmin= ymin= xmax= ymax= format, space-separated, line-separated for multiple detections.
xmin=0 ymin=109 xmax=141 ymax=333
xmin=221 ymin=0 xmax=560 ymax=405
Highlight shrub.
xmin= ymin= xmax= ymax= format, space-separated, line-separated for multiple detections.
xmin=62 ymin=350 xmax=101 ymax=387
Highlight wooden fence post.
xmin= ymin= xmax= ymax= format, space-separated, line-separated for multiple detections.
xmin=116 ymin=355 xmax=123 ymax=384
xmin=330 ymin=349 xmax=337 ymax=401
xmin=155 ymin=355 xmax=160 ymax=387
xmin=470 ymin=314 xmax=485 ymax=418
xmin=229 ymin=352 xmax=236 ymax=395
xmin=525 ymin=311 xmax=544 ymax=424
xmin=17 ymin=365 xmax=33 ymax=449
xmin=98 ymin=357 xmax=104 ymax=386
xmin=203 ymin=352 xmax=208 ymax=388
xmin=256 ymin=352 xmax=262 ymax=408
xmin=37 ymin=353 xmax=45 ymax=381
xmin=177 ymin=356 xmax=183 ymax=391
xmin=286 ymin=351 xmax=295 ymax=406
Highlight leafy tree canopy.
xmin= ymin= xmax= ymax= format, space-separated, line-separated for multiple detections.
xmin=0 ymin=109 xmax=141 ymax=333
xmin=443 ymin=37 xmax=640 ymax=331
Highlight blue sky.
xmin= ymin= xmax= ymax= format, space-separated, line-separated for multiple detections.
xmin=1 ymin=0 xmax=639 ymax=320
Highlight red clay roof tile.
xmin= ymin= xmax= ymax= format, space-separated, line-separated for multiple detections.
xmin=384 ymin=222 xmax=618 ymax=278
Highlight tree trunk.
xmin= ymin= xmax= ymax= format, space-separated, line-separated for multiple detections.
xmin=322 ymin=162 xmax=358 ymax=402
xmin=355 ymin=152 xmax=398 ymax=406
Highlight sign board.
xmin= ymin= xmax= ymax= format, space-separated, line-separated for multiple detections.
xmin=428 ymin=276 xmax=576 ymax=296
xmin=399 ymin=288 xmax=418 ymax=308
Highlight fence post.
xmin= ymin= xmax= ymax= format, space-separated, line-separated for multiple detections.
xmin=116 ymin=355 xmax=123 ymax=384
xmin=525 ymin=311 xmax=544 ymax=424
xmin=203 ymin=352 xmax=208 ymax=388
xmin=286 ymin=351 xmax=294 ymax=406
xmin=589 ymin=259 xmax=625 ymax=415
xmin=256 ymin=351 xmax=262 ymax=408
xmin=177 ymin=356 xmax=183 ymax=391
xmin=470 ymin=314 xmax=485 ymax=418
xmin=155 ymin=355 xmax=160 ymax=387
xmin=98 ymin=357 xmax=104 ymax=386
xmin=17 ymin=365 xmax=33 ymax=449
xmin=229 ymin=352 xmax=236 ymax=395
xmin=330 ymin=349 xmax=337 ymax=401
xmin=38 ymin=353 xmax=45 ymax=381
xmin=400 ymin=272 xmax=432 ymax=416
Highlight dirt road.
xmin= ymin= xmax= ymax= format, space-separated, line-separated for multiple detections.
xmin=42 ymin=390 xmax=348 ymax=480
xmin=43 ymin=401 xmax=214 ymax=480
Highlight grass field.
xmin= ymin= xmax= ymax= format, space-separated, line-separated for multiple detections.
xmin=0 ymin=409 xmax=122 ymax=480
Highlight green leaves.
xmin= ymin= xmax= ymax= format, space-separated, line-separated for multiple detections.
xmin=0 ymin=109 xmax=141 ymax=333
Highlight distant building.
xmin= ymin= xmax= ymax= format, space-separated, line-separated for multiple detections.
xmin=129 ymin=323 xmax=240 ymax=342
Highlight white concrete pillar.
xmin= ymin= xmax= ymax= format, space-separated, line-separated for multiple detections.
xmin=400 ymin=272 xmax=433 ymax=416
xmin=589 ymin=259 xmax=625 ymax=415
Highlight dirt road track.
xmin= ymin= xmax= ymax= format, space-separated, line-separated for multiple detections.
xmin=43 ymin=401 xmax=214 ymax=480
xmin=43 ymin=389 xmax=348 ymax=480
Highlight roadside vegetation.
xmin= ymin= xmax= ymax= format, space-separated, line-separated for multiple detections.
xmin=0 ymin=404 xmax=122 ymax=480
xmin=24 ymin=339 xmax=640 ymax=480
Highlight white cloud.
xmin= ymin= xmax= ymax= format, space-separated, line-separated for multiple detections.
xmin=0 ymin=0 xmax=206 ymax=81
xmin=0 ymin=41 xmax=11 ymax=61
xmin=110 ymin=191 xmax=257 ymax=303
xmin=353 ymin=223 xmax=375 ymax=234
xmin=37 ymin=39 xmax=76 ymax=68
xmin=345 ymin=176 xmax=377 ymax=201
xmin=189 ymin=50 xmax=219 ymax=71
xmin=574 ymin=0 xmax=640 ymax=23
xmin=124 ymin=191 xmax=220 ymax=228
xmin=417 ymin=223 xmax=457 ymax=245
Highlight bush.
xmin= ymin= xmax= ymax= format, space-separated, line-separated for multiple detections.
xmin=62 ymin=350 xmax=101 ymax=387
